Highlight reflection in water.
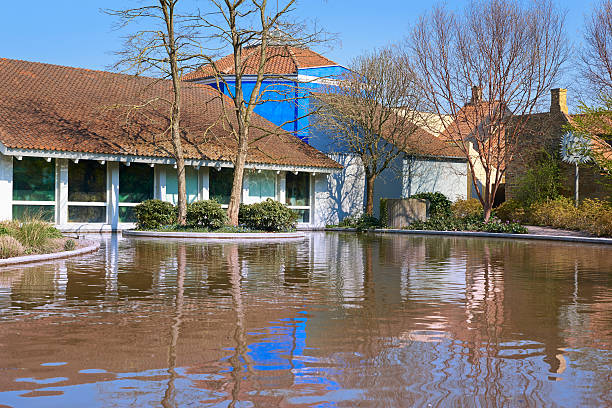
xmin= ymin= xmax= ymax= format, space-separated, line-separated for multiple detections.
xmin=0 ymin=233 xmax=611 ymax=407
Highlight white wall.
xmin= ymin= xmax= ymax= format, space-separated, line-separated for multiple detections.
xmin=0 ymin=155 xmax=12 ymax=221
xmin=314 ymin=153 xmax=365 ymax=226
xmin=372 ymin=156 xmax=404 ymax=218
xmin=402 ymin=156 xmax=468 ymax=202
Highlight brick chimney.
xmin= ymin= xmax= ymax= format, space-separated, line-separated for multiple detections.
xmin=550 ymin=88 xmax=568 ymax=114
xmin=470 ymin=86 xmax=482 ymax=104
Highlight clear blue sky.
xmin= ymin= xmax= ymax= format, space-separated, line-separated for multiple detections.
xmin=0 ymin=0 xmax=597 ymax=104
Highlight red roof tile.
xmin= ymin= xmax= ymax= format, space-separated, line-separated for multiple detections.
xmin=0 ymin=58 xmax=341 ymax=170
xmin=183 ymin=45 xmax=339 ymax=81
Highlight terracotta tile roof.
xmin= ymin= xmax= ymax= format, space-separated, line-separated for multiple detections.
xmin=396 ymin=125 xmax=465 ymax=159
xmin=183 ymin=45 xmax=339 ymax=81
xmin=0 ymin=58 xmax=341 ymax=170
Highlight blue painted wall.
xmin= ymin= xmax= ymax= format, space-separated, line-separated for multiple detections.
xmin=199 ymin=64 xmax=348 ymax=147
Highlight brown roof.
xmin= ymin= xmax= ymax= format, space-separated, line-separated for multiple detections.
xmin=0 ymin=58 xmax=341 ymax=169
xmin=397 ymin=126 xmax=465 ymax=159
xmin=183 ymin=45 xmax=339 ymax=81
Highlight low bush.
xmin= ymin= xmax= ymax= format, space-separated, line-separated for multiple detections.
xmin=239 ymin=199 xmax=298 ymax=232
xmin=514 ymin=150 xmax=563 ymax=206
xmin=408 ymin=215 xmax=528 ymax=234
xmin=528 ymin=197 xmax=612 ymax=237
xmin=186 ymin=200 xmax=228 ymax=229
xmin=409 ymin=192 xmax=452 ymax=218
xmin=134 ymin=200 xmax=176 ymax=230
xmin=0 ymin=235 xmax=25 ymax=258
xmin=451 ymin=199 xmax=483 ymax=219
xmin=495 ymin=199 xmax=530 ymax=224
xmin=335 ymin=213 xmax=381 ymax=231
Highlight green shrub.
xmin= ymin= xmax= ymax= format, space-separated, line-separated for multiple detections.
xmin=410 ymin=192 xmax=452 ymax=218
xmin=495 ymin=199 xmax=529 ymax=223
xmin=186 ymin=200 xmax=228 ymax=230
xmin=336 ymin=213 xmax=381 ymax=231
xmin=530 ymin=197 xmax=577 ymax=229
xmin=134 ymin=200 xmax=176 ymax=230
xmin=578 ymin=199 xmax=612 ymax=237
xmin=0 ymin=235 xmax=25 ymax=258
xmin=515 ymin=150 xmax=563 ymax=206
xmin=379 ymin=198 xmax=389 ymax=228
xmin=451 ymin=199 xmax=483 ymax=219
xmin=408 ymin=215 xmax=527 ymax=234
xmin=239 ymin=199 xmax=298 ymax=232
xmin=64 ymin=239 xmax=76 ymax=251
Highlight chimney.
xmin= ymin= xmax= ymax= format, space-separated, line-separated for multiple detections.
xmin=470 ymin=86 xmax=482 ymax=104
xmin=550 ymin=88 xmax=568 ymax=114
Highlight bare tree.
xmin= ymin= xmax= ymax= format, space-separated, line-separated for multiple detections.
xmin=193 ymin=0 xmax=326 ymax=226
xmin=107 ymin=0 xmax=197 ymax=225
xmin=313 ymin=47 xmax=428 ymax=215
xmin=581 ymin=0 xmax=612 ymax=98
xmin=410 ymin=0 xmax=569 ymax=220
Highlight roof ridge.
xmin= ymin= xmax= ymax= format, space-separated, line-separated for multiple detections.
xmin=284 ymin=45 xmax=300 ymax=70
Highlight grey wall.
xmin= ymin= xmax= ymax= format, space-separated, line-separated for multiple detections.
xmin=402 ymin=157 xmax=468 ymax=202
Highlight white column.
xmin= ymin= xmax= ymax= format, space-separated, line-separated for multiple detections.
xmin=242 ymin=172 xmax=249 ymax=204
xmin=201 ymin=167 xmax=210 ymax=200
xmin=155 ymin=165 xmax=166 ymax=201
xmin=0 ymin=155 xmax=12 ymax=221
xmin=278 ymin=171 xmax=286 ymax=204
xmin=57 ymin=159 xmax=69 ymax=225
xmin=107 ymin=162 xmax=119 ymax=229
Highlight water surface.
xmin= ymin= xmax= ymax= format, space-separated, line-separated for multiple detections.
xmin=0 ymin=232 xmax=611 ymax=407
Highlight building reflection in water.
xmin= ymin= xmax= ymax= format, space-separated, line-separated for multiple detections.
xmin=0 ymin=233 xmax=610 ymax=407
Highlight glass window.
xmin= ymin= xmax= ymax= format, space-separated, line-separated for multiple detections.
xmin=13 ymin=157 xmax=55 ymax=201
xmin=68 ymin=160 xmax=106 ymax=202
xmin=248 ymin=172 xmax=276 ymax=201
xmin=68 ymin=206 xmax=106 ymax=223
xmin=119 ymin=206 xmax=137 ymax=223
xmin=166 ymin=167 xmax=199 ymax=204
xmin=119 ymin=163 xmax=154 ymax=203
xmin=13 ymin=205 xmax=55 ymax=222
xmin=286 ymin=173 xmax=310 ymax=207
xmin=210 ymin=167 xmax=234 ymax=205
xmin=292 ymin=209 xmax=310 ymax=223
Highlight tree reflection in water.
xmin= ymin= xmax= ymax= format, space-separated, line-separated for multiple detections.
xmin=0 ymin=233 xmax=610 ymax=407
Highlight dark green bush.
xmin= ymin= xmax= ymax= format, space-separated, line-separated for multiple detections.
xmin=239 ymin=199 xmax=298 ymax=232
xmin=134 ymin=200 xmax=176 ymax=230
xmin=408 ymin=215 xmax=527 ymax=234
xmin=186 ymin=200 xmax=228 ymax=230
xmin=337 ymin=213 xmax=381 ymax=231
xmin=451 ymin=198 xmax=483 ymax=218
xmin=409 ymin=192 xmax=452 ymax=218
xmin=495 ymin=199 xmax=530 ymax=223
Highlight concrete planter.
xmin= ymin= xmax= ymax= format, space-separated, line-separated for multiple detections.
xmin=0 ymin=239 xmax=101 ymax=267
xmin=123 ymin=230 xmax=306 ymax=241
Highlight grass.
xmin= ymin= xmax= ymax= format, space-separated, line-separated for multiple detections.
xmin=0 ymin=216 xmax=74 ymax=259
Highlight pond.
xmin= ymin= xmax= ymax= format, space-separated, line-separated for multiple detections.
xmin=0 ymin=232 xmax=610 ymax=407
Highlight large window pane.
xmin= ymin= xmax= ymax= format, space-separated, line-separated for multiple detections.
xmin=166 ymin=167 xmax=199 ymax=204
xmin=68 ymin=206 xmax=106 ymax=223
xmin=119 ymin=206 xmax=137 ymax=223
xmin=13 ymin=205 xmax=55 ymax=222
xmin=13 ymin=157 xmax=55 ymax=201
xmin=286 ymin=173 xmax=310 ymax=207
xmin=248 ymin=172 xmax=276 ymax=201
xmin=292 ymin=209 xmax=310 ymax=223
xmin=210 ymin=167 xmax=233 ymax=205
xmin=120 ymin=163 xmax=154 ymax=203
xmin=68 ymin=160 xmax=106 ymax=202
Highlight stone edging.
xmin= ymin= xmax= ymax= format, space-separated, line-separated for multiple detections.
xmin=325 ymin=227 xmax=612 ymax=245
xmin=123 ymin=230 xmax=306 ymax=240
xmin=0 ymin=239 xmax=101 ymax=267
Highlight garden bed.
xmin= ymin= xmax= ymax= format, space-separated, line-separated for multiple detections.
xmin=0 ymin=239 xmax=100 ymax=267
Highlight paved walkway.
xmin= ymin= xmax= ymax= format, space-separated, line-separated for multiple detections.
xmin=526 ymin=226 xmax=593 ymax=238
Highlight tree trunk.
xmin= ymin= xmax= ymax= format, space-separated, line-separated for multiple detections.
xmin=227 ymin=129 xmax=248 ymax=226
xmin=171 ymin=124 xmax=187 ymax=225
xmin=365 ymin=172 xmax=376 ymax=216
